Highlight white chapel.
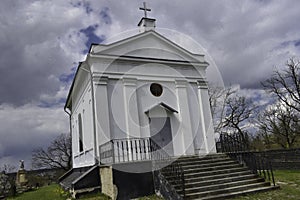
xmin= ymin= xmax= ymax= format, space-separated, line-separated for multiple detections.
xmin=62 ymin=3 xmax=216 ymax=199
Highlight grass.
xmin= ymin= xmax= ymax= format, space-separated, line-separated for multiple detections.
xmin=231 ymin=170 xmax=300 ymax=200
xmin=137 ymin=195 xmax=164 ymax=200
xmin=77 ymin=192 xmax=111 ymax=200
xmin=7 ymin=170 xmax=300 ymax=200
xmin=7 ymin=184 xmax=110 ymax=200
xmin=6 ymin=184 xmax=163 ymax=200
xmin=8 ymin=184 xmax=66 ymax=200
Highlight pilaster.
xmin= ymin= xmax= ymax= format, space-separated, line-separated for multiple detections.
xmin=122 ymin=77 xmax=141 ymax=138
xmin=94 ymin=76 xmax=111 ymax=156
xmin=197 ymin=80 xmax=216 ymax=153
xmin=175 ymin=80 xmax=194 ymax=155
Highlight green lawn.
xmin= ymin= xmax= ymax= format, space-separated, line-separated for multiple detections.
xmin=7 ymin=184 xmax=159 ymax=200
xmin=7 ymin=170 xmax=300 ymax=200
xmin=231 ymin=170 xmax=300 ymax=200
xmin=8 ymin=184 xmax=66 ymax=200
xmin=8 ymin=184 xmax=110 ymax=200
xmin=137 ymin=195 xmax=164 ymax=200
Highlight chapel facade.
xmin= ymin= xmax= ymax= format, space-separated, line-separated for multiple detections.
xmin=62 ymin=5 xmax=217 ymax=198
xmin=64 ymin=19 xmax=216 ymax=169
xmin=61 ymin=4 xmax=278 ymax=199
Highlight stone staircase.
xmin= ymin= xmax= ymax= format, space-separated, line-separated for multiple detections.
xmin=165 ymin=154 xmax=278 ymax=200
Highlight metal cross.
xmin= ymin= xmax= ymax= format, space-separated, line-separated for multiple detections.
xmin=139 ymin=2 xmax=151 ymax=18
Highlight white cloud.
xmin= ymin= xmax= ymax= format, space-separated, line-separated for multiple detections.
xmin=0 ymin=103 xmax=69 ymax=168
xmin=237 ymin=88 xmax=275 ymax=107
xmin=1 ymin=0 xmax=300 ymax=168
xmin=39 ymin=85 xmax=69 ymax=106
xmin=0 ymin=0 xmax=111 ymax=105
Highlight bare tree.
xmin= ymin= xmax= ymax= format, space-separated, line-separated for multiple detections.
xmin=0 ymin=165 xmax=15 ymax=174
xmin=32 ymin=133 xmax=72 ymax=171
xmin=259 ymin=58 xmax=300 ymax=149
xmin=223 ymin=96 xmax=257 ymax=143
xmin=262 ymin=58 xmax=300 ymax=113
xmin=258 ymin=104 xmax=300 ymax=149
xmin=208 ymin=84 xmax=235 ymax=133
xmin=256 ymin=114 xmax=273 ymax=150
xmin=209 ymin=83 xmax=258 ymax=148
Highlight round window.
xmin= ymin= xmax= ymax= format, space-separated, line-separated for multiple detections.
xmin=150 ymin=83 xmax=163 ymax=97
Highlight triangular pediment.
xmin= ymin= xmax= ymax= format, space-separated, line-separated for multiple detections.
xmin=145 ymin=102 xmax=178 ymax=114
xmin=91 ymin=31 xmax=207 ymax=64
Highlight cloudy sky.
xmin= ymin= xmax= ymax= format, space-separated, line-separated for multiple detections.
xmin=1 ymin=0 xmax=300 ymax=169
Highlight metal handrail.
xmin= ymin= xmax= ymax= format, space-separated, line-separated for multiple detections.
xmin=219 ymin=133 xmax=276 ymax=186
xmin=150 ymin=138 xmax=185 ymax=198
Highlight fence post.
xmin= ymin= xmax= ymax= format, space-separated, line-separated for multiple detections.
xmin=112 ymin=141 xmax=115 ymax=164
xmin=220 ymin=133 xmax=224 ymax=152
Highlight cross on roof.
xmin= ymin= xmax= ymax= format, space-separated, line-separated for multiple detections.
xmin=139 ymin=2 xmax=151 ymax=18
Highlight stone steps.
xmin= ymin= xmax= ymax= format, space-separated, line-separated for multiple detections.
xmin=182 ymin=163 xmax=243 ymax=174
xmin=162 ymin=154 xmax=278 ymax=200
xmin=180 ymin=178 xmax=266 ymax=194
xmin=183 ymin=171 xmax=254 ymax=184
xmin=178 ymin=158 xmax=234 ymax=166
xmin=181 ymin=160 xmax=238 ymax=169
xmin=183 ymin=182 xmax=271 ymax=199
xmin=174 ymin=174 xmax=261 ymax=189
xmin=177 ymin=154 xmax=228 ymax=162
xmin=200 ymin=185 xmax=279 ymax=200
xmin=170 ymin=166 xmax=249 ymax=179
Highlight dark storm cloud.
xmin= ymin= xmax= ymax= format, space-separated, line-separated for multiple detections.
xmin=1 ymin=0 xmax=300 ymax=168
xmin=81 ymin=0 xmax=300 ymax=88
xmin=0 ymin=103 xmax=69 ymax=168
xmin=0 ymin=0 xmax=113 ymax=168
xmin=0 ymin=1 xmax=78 ymax=105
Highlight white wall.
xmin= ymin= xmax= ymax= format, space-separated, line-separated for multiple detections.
xmin=91 ymin=58 xmax=214 ymax=157
xmin=71 ymin=79 xmax=96 ymax=168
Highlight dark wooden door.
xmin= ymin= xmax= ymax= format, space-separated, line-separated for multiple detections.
xmin=150 ymin=117 xmax=174 ymax=155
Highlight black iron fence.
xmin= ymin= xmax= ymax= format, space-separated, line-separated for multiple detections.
xmin=229 ymin=151 xmax=275 ymax=186
xmin=218 ymin=133 xmax=276 ymax=186
xmin=150 ymin=138 xmax=185 ymax=199
xmin=161 ymin=162 xmax=185 ymax=198
xmin=218 ymin=132 xmax=250 ymax=152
